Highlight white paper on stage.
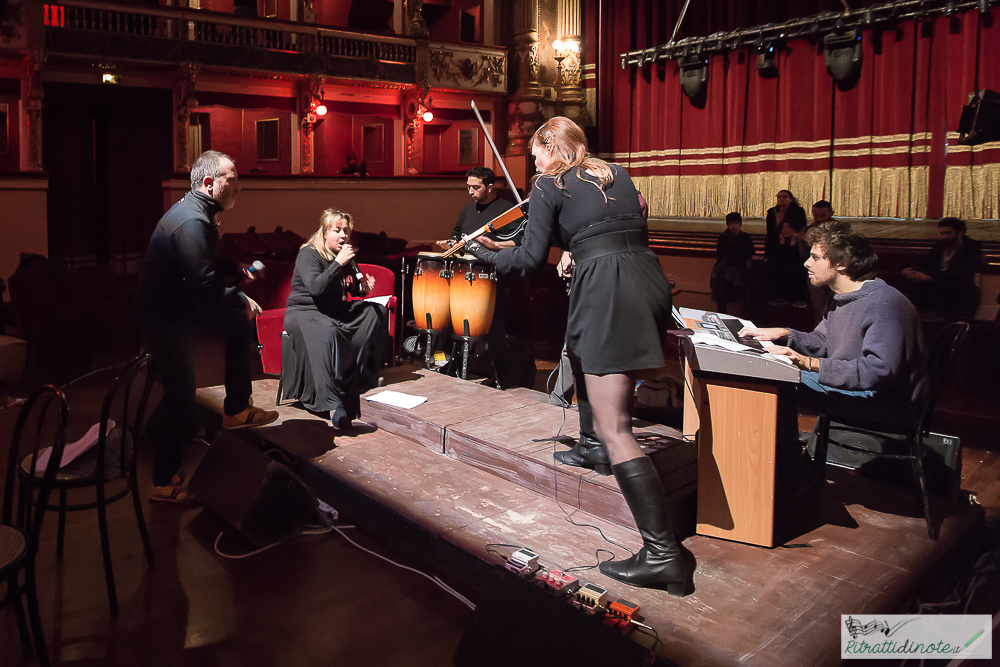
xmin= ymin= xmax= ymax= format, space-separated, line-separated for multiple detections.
xmin=36 ymin=420 xmax=115 ymax=471
xmin=364 ymin=295 xmax=392 ymax=307
xmin=366 ymin=391 xmax=427 ymax=409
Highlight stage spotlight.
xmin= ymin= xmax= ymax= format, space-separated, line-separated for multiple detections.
xmin=422 ymin=110 xmax=434 ymax=122
xmin=679 ymin=53 xmax=708 ymax=99
xmin=824 ymin=30 xmax=863 ymax=83
xmin=756 ymin=43 xmax=777 ymax=72
xmin=315 ymin=104 xmax=328 ymax=117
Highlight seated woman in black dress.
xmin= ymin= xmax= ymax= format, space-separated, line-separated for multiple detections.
xmin=467 ymin=117 xmax=689 ymax=594
xmin=282 ymin=209 xmax=388 ymax=429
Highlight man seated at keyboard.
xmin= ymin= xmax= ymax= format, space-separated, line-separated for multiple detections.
xmin=740 ymin=220 xmax=927 ymax=423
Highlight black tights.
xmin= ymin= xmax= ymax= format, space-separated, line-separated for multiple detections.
xmin=583 ymin=372 xmax=645 ymax=465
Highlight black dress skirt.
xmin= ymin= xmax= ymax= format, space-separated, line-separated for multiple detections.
xmin=282 ymin=246 xmax=388 ymax=417
xmin=567 ymin=240 xmax=673 ymax=374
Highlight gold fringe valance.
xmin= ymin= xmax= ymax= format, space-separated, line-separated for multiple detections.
xmin=633 ymin=167 xmax=929 ymax=219
xmin=944 ymin=164 xmax=1000 ymax=220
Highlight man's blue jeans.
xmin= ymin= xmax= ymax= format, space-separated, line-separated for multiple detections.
xmin=796 ymin=371 xmax=901 ymax=426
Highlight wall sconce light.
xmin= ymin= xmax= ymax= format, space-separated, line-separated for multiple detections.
xmin=552 ymin=39 xmax=581 ymax=93
xmin=422 ymin=110 xmax=434 ymax=122
xmin=552 ymin=39 xmax=580 ymax=56
xmin=315 ymin=103 xmax=328 ymax=117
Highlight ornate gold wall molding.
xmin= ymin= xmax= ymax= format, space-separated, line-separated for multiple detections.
xmin=426 ymin=45 xmax=506 ymax=92
xmin=297 ymin=73 xmax=325 ymax=175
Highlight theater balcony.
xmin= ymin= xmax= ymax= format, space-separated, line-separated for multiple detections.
xmin=39 ymin=0 xmax=505 ymax=94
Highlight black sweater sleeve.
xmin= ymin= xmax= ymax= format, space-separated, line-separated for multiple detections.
xmin=491 ymin=178 xmax=558 ymax=275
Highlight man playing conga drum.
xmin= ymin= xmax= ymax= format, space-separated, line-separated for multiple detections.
xmin=435 ymin=167 xmax=533 ymax=389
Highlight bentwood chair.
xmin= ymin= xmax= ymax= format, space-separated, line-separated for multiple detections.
xmin=20 ymin=353 xmax=156 ymax=616
xmin=2 ymin=385 xmax=68 ymax=667
xmin=812 ymin=321 xmax=970 ymax=539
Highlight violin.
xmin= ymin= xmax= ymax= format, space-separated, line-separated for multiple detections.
xmin=442 ymin=101 xmax=529 ymax=259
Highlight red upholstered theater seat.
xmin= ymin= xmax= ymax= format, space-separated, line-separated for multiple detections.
xmin=255 ymin=263 xmax=398 ymax=402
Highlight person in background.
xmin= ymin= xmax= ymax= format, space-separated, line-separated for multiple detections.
xmin=711 ymin=212 xmax=755 ymax=315
xmin=281 ymin=209 xmax=389 ymax=429
xmin=340 ymin=151 xmax=368 ymax=178
xmin=467 ymin=117 xmax=689 ymax=594
xmin=902 ymin=217 xmax=983 ymax=321
xmin=136 ymin=150 xmax=277 ymax=503
xmin=765 ymin=189 xmax=809 ymax=307
xmin=803 ymin=200 xmax=835 ymax=321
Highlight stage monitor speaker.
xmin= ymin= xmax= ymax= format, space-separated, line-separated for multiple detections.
xmin=453 ymin=570 xmax=656 ymax=667
xmin=811 ymin=428 xmax=961 ymax=499
xmin=957 ymin=89 xmax=1000 ymax=146
xmin=189 ymin=431 xmax=319 ymax=547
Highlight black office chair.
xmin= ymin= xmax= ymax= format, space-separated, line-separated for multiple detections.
xmin=812 ymin=321 xmax=970 ymax=540
xmin=20 ymin=353 xmax=156 ymax=616
xmin=2 ymin=385 xmax=68 ymax=667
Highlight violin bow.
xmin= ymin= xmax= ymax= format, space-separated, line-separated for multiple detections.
xmin=442 ymin=100 xmax=527 ymax=258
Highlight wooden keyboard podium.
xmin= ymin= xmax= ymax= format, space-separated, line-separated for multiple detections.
xmin=680 ymin=316 xmax=801 ymax=547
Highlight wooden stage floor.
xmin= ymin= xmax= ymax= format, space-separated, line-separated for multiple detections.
xmin=196 ymin=368 xmax=985 ymax=667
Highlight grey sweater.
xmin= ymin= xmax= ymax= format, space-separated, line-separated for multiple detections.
xmin=788 ymin=279 xmax=927 ymax=404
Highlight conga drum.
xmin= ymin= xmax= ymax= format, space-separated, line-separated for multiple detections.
xmin=449 ymin=255 xmax=496 ymax=337
xmin=412 ymin=252 xmax=451 ymax=330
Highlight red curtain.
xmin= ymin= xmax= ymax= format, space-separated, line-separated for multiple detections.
xmin=593 ymin=1 xmax=1000 ymax=220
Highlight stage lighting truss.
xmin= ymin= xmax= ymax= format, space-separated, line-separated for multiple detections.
xmin=621 ymin=0 xmax=997 ymax=70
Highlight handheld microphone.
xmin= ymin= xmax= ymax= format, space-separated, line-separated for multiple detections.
xmin=347 ymin=259 xmax=364 ymax=282
xmin=247 ymin=260 xmax=265 ymax=277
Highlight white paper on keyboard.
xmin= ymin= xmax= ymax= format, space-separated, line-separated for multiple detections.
xmin=766 ymin=353 xmax=795 ymax=365
xmin=365 ymin=390 xmax=427 ymax=409
xmin=691 ymin=332 xmax=756 ymax=352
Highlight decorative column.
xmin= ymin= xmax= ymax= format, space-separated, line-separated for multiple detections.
xmin=297 ymin=74 xmax=325 ymax=175
xmin=402 ymin=77 xmax=429 ymax=175
xmin=173 ymin=62 xmax=201 ymax=172
xmin=555 ymin=0 xmax=585 ymax=124
xmin=504 ymin=0 xmax=544 ymax=189
xmin=22 ymin=47 xmax=47 ymax=171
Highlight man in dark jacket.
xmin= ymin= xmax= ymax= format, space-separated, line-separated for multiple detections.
xmin=741 ymin=221 xmax=927 ymax=424
xmin=136 ymin=150 xmax=277 ymax=503
xmin=903 ymin=217 xmax=983 ymax=321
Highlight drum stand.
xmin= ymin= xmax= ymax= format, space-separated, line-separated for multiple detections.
xmin=420 ymin=313 xmax=451 ymax=370
xmin=445 ymin=319 xmax=495 ymax=384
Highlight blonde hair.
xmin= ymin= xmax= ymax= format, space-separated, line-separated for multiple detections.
xmin=531 ymin=117 xmax=614 ymax=197
xmin=303 ymin=209 xmax=355 ymax=261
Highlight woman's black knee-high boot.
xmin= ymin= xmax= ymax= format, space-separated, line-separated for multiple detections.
xmin=599 ymin=456 xmax=688 ymax=595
